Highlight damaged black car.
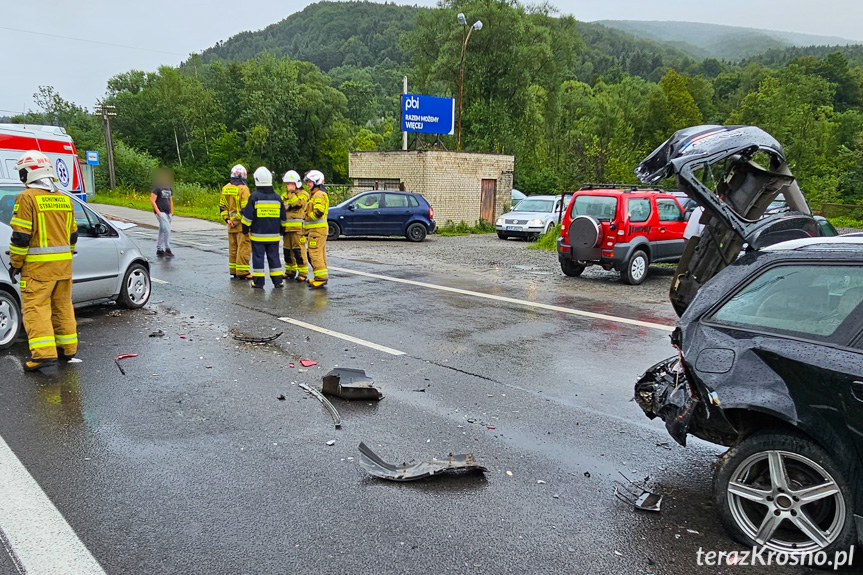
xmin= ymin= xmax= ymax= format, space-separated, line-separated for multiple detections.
xmin=634 ymin=126 xmax=863 ymax=557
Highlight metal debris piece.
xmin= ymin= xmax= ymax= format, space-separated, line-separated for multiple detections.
xmin=321 ymin=368 xmax=383 ymax=401
xmin=613 ymin=472 xmax=664 ymax=513
xmin=232 ymin=331 xmax=283 ymax=344
xmin=634 ymin=491 xmax=663 ymax=512
xmin=299 ymin=383 xmax=341 ymax=428
xmin=358 ymin=442 xmax=487 ymax=482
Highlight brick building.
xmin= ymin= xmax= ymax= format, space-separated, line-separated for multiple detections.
xmin=348 ymin=150 xmax=515 ymax=225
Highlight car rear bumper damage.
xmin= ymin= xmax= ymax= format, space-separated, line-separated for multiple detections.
xmin=634 ymin=356 xmax=737 ymax=446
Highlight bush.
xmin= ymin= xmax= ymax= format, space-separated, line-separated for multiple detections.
xmin=437 ymin=219 xmax=496 ymax=236
xmin=95 ymin=141 xmax=158 ymax=192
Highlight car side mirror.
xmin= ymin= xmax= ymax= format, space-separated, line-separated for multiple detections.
xmin=347 ymin=204 xmax=356 ymax=211
xmin=94 ymin=223 xmax=109 ymax=236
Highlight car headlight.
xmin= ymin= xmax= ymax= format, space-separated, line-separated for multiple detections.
xmin=496 ymin=218 xmax=504 ymax=226
xmin=528 ymin=219 xmax=544 ymax=227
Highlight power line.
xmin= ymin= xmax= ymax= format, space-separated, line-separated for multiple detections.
xmin=0 ymin=26 xmax=187 ymax=57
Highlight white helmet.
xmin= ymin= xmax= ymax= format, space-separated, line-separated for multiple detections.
xmin=230 ymin=164 xmax=247 ymax=179
xmin=282 ymin=170 xmax=302 ymax=187
xmin=253 ymin=167 xmax=273 ymax=187
xmin=16 ymin=151 xmax=55 ymax=185
xmin=304 ymin=169 xmax=325 ymax=187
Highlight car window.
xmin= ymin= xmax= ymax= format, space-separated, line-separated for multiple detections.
xmin=408 ymin=196 xmax=419 ymax=208
xmin=628 ymin=198 xmax=652 ymax=223
xmin=572 ymin=195 xmax=617 ymax=221
xmin=0 ymin=186 xmax=22 ymax=225
xmin=73 ymin=199 xmax=96 ymax=236
xmin=351 ymin=193 xmax=381 ymax=209
xmin=383 ymin=194 xmax=409 ymax=208
xmin=514 ymin=199 xmax=554 ymax=213
xmin=708 ymin=265 xmax=863 ymax=341
xmin=657 ymin=198 xmax=684 ymax=222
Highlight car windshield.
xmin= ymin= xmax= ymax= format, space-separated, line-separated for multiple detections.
xmin=572 ymin=195 xmax=617 ymax=221
xmin=0 ymin=185 xmax=24 ymax=225
xmin=514 ymin=199 xmax=553 ymax=213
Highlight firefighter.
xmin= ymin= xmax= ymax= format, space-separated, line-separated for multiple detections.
xmin=281 ymin=170 xmax=308 ymax=281
xmin=219 ymin=164 xmax=252 ymax=279
xmin=302 ymin=170 xmax=329 ymax=288
xmin=241 ymin=167 xmax=286 ymax=289
xmin=8 ymin=151 xmax=78 ymax=371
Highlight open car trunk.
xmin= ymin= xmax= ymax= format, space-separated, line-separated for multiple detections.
xmin=635 ymin=125 xmax=817 ymax=316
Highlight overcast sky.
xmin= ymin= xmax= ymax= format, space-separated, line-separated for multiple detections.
xmin=2 ymin=0 xmax=861 ymax=115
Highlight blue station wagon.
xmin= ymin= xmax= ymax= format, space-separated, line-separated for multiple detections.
xmin=327 ymin=191 xmax=436 ymax=242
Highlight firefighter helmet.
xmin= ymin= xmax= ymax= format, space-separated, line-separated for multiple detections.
xmin=16 ymin=151 xmax=55 ymax=185
xmin=282 ymin=170 xmax=302 ymax=187
xmin=230 ymin=164 xmax=247 ymax=179
xmin=253 ymin=167 xmax=273 ymax=187
xmin=303 ymin=169 xmax=325 ymax=187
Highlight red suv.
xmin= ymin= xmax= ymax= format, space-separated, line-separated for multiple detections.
xmin=557 ymin=185 xmax=688 ymax=285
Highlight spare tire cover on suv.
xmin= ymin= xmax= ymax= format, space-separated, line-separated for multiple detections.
xmin=570 ymin=216 xmax=602 ymax=248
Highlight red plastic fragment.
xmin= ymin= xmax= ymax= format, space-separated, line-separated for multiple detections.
xmin=299 ymin=360 xmax=317 ymax=367
xmin=114 ymin=353 xmax=138 ymax=361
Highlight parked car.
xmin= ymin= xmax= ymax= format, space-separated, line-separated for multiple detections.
xmin=0 ymin=183 xmax=151 ymax=350
xmin=327 ymin=191 xmax=436 ymax=243
xmin=635 ymin=236 xmax=863 ymax=556
xmin=557 ymin=186 xmax=688 ymax=285
xmin=496 ymin=194 xmax=571 ymax=240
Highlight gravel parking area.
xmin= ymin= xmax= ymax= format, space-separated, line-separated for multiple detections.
xmin=328 ymin=233 xmax=678 ymax=321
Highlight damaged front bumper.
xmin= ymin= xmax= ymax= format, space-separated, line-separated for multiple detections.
xmin=635 ymin=356 xmax=736 ymax=446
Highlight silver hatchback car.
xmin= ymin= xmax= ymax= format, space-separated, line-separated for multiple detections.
xmin=0 ymin=183 xmax=151 ymax=350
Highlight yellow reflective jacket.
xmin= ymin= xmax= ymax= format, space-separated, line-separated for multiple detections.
xmin=304 ymin=188 xmax=329 ymax=230
xmin=281 ymin=188 xmax=308 ymax=232
xmin=219 ymin=183 xmax=250 ymax=233
xmin=10 ymin=188 xmax=78 ymax=281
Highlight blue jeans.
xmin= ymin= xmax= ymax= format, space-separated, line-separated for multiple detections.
xmin=156 ymin=212 xmax=172 ymax=252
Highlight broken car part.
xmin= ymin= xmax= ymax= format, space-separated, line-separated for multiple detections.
xmin=636 ymin=125 xmax=817 ymax=316
xmin=113 ymin=353 xmax=138 ymax=376
xmin=321 ymin=368 xmax=383 ymax=401
xmin=231 ymin=331 xmax=282 ymax=343
xmin=357 ymin=442 xmax=487 ymax=481
xmin=299 ymin=382 xmax=341 ymax=429
xmin=613 ymin=473 xmax=664 ymax=513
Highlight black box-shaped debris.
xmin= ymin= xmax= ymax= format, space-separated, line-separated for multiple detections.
xmin=321 ymin=368 xmax=383 ymax=401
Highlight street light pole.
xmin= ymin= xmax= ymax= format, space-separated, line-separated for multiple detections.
xmin=456 ymin=15 xmax=482 ymax=152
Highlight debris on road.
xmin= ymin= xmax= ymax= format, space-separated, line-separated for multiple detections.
xmin=613 ymin=472 xmax=664 ymax=513
xmin=289 ymin=362 xmax=295 ymax=368
xmin=326 ymin=440 xmax=335 ymax=446
xmin=232 ymin=331 xmax=282 ymax=344
xmin=299 ymin=359 xmax=317 ymax=367
xmin=113 ymin=353 xmax=138 ymax=376
xmin=357 ymin=442 xmax=487 ymax=482
xmin=299 ymin=383 xmax=341 ymax=428
xmin=321 ymin=368 xmax=383 ymax=401
xmin=277 ymin=394 xmax=286 ymax=401
xmin=148 ymin=330 xmax=165 ymax=338
xmin=67 ymin=358 xmax=83 ymax=364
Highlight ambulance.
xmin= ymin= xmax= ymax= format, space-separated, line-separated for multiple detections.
xmin=0 ymin=124 xmax=86 ymax=200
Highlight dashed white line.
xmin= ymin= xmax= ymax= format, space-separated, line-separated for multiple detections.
xmin=0 ymin=435 xmax=106 ymax=575
xmin=277 ymin=317 xmax=405 ymax=355
xmin=330 ymin=266 xmax=674 ymax=332
xmin=151 ymin=278 xmax=169 ymax=285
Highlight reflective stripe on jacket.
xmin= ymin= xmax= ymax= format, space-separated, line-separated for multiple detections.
xmin=9 ymin=188 xmax=78 ymax=280
xmin=303 ymin=188 xmax=329 ymax=229
xmin=242 ymin=189 xmax=286 ymax=242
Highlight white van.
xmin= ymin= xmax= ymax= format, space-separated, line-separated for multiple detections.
xmin=0 ymin=124 xmax=86 ymax=200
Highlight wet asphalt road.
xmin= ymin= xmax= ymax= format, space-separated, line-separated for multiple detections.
xmin=0 ymin=230 xmax=823 ymax=574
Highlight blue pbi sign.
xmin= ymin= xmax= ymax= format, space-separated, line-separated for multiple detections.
xmin=401 ymin=94 xmax=455 ymax=135
xmin=86 ymin=150 xmax=99 ymax=165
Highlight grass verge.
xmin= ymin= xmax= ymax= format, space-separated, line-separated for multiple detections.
xmin=528 ymin=225 xmax=561 ymax=251
xmin=437 ymin=219 xmax=496 ymax=236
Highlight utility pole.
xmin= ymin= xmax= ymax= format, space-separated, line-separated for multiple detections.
xmin=456 ymin=15 xmax=482 ymax=152
xmin=94 ymin=104 xmax=117 ymax=189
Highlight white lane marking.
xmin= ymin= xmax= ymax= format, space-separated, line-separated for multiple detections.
xmin=330 ymin=266 xmax=674 ymax=332
xmin=151 ymin=278 xmax=169 ymax=285
xmin=0 ymin=435 xmax=107 ymax=575
xmin=131 ymin=232 xmax=212 ymax=248
xmin=277 ymin=317 xmax=405 ymax=356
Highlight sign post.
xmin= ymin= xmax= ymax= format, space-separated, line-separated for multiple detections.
xmin=86 ymin=150 xmax=99 ymax=165
xmin=402 ymin=77 xmax=408 ymax=151
xmin=401 ymin=94 xmax=456 ymax=136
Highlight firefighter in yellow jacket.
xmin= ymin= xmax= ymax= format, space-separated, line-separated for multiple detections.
xmin=219 ymin=164 xmax=252 ymax=279
xmin=281 ymin=170 xmax=308 ymax=281
xmin=8 ymin=151 xmax=78 ymax=371
xmin=302 ymin=170 xmax=329 ymax=288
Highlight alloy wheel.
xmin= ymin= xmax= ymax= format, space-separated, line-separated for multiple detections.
xmin=127 ymin=269 xmax=151 ymax=306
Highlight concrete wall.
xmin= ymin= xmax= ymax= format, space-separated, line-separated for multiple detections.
xmin=349 ymin=150 xmax=515 ymax=225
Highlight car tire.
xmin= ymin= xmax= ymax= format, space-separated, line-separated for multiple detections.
xmin=713 ymin=430 xmax=857 ymax=557
xmin=0 ymin=289 xmax=21 ymax=351
xmin=560 ymin=259 xmax=585 ymax=277
xmin=621 ymin=250 xmax=649 ymax=285
xmin=327 ymin=222 xmax=340 ymax=241
xmin=406 ymin=223 xmax=427 ymax=243
xmin=117 ymin=263 xmax=151 ymax=309
xmin=497 ymin=232 xmax=508 ymax=240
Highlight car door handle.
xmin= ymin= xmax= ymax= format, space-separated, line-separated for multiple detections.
xmin=659 ymin=227 xmax=666 ymax=232
xmin=852 ymin=381 xmax=863 ymax=402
